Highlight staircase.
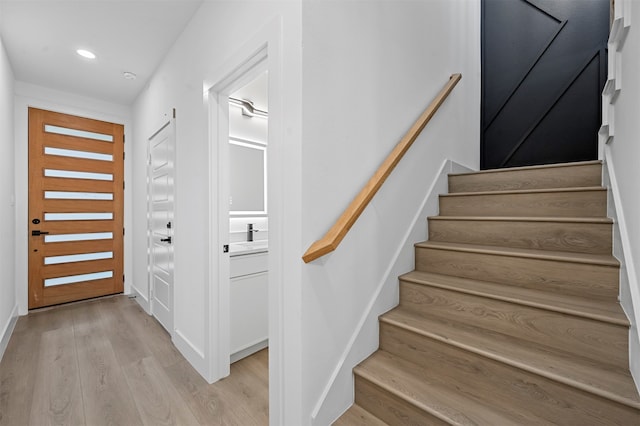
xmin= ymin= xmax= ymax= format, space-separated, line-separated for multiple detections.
xmin=334 ymin=160 xmax=640 ymax=425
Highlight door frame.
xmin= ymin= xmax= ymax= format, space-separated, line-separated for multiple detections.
xmin=147 ymin=115 xmax=176 ymax=336
xmin=205 ymin=18 xmax=299 ymax=424
xmin=209 ymin=52 xmax=267 ymax=383
xmin=14 ymin=88 xmax=132 ymax=315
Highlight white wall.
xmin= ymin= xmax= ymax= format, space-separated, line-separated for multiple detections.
xmin=131 ymin=2 xmax=303 ymax=424
xmin=601 ymin=1 xmax=640 ymax=388
xmin=132 ymin=0 xmax=479 ymax=423
xmin=14 ymin=82 xmax=132 ymax=315
xmin=0 ymin=33 xmax=17 ymax=360
xmin=300 ymin=0 xmax=480 ymax=422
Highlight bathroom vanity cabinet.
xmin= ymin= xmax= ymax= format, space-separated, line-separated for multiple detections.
xmin=229 ymin=248 xmax=268 ymax=362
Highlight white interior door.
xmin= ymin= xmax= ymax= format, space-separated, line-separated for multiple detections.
xmin=148 ymin=118 xmax=175 ymax=334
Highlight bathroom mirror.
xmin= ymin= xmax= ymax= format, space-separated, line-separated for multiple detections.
xmin=229 ymin=138 xmax=266 ymax=215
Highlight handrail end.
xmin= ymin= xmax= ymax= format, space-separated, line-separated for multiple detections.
xmin=302 ymin=239 xmax=336 ymax=263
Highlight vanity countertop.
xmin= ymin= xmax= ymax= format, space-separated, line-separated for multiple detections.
xmin=229 ymin=241 xmax=268 ymax=256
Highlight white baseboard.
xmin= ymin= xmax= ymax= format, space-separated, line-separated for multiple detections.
xmin=131 ymin=286 xmax=150 ymax=314
xmin=311 ymin=159 xmax=474 ymax=425
xmin=231 ymin=338 xmax=268 ymax=363
xmin=173 ymin=328 xmax=209 ymax=380
xmin=602 ymin=153 xmax=640 ymax=394
xmin=0 ymin=304 xmax=19 ymax=362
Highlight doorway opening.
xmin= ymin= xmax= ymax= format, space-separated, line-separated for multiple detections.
xmin=228 ymin=71 xmax=269 ymax=364
xmin=207 ymin=47 xmax=276 ymax=413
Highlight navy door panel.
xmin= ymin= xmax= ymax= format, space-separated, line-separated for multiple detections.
xmin=481 ymin=0 xmax=609 ymax=169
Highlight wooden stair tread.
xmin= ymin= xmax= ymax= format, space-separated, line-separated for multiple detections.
xmin=448 ymin=160 xmax=602 ymax=177
xmin=415 ymin=240 xmax=619 ymax=266
xmin=355 ymin=350 xmax=547 ymax=425
xmin=441 ymin=186 xmax=605 ymax=197
xmin=400 ymin=270 xmax=629 ymax=325
xmin=429 ymin=215 xmax=613 ymax=224
xmin=332 ymin=404 xmax=387 ymax=426
xmin=381 ymin=308 xmax=640 ymax=409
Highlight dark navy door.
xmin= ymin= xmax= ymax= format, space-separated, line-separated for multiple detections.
xmin=481 ymin=0 xmax=609 ymax=169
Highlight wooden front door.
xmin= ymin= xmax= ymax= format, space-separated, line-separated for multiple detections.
xmin=28 ymin=108 xmax=124 ymax=309
xmin=481 ymin=0 xmax=610 ymax=169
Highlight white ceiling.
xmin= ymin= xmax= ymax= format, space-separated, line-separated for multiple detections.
xmin=0 ymin=0 xmax=203 ymax=105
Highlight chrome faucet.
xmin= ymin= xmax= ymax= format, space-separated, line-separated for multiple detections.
xmin=247 ymin=223 xmax=258 ymax=242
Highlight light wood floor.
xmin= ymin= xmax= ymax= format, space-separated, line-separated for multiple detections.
xmin=0 ymin=295 xmax=269 ymax=426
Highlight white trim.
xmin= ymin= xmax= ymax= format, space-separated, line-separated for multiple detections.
xmin=173 ymin=328 xmax=207 ymax=374
xmin=312 ymin=159 xmax=474 ymax=425
xmin=203 ymin=16 xmax=299 ymax=425
xmin=0 ymin=304 xmax=18 ymax=362
xmin=602 ymin=151 xmax=640 ymax=393
xmin=209 ymin=50 xmax=268 ymax=384
xmin=131 ymin=286 xmax=150 ymax=314
xmin=230 ymin=338 xmax=269 ymax=364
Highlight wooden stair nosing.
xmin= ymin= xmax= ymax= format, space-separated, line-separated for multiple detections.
xmin=399 ymin=270 xmax=629 ymax=326
xmin=440 ymin=186 xmax=606 ymax=198
xmin=399 ymin=279 xmax=628 ymax=370
xmin=381 ymin=309 xmax=640 ymax=410
xmin=427 ymin=216 xmax=613 ymax=255
xmin=415 ymin=241 xmax=620 ymax=267
xmin=428 ymin=215 xmax=613 ymax=224
xmin=447 ymin=160 xmax=603 ymax=178
xmin=354 ymin=350 xmax=545 ymax=425
xmin=332 ymin=404 xmax=387 ymax=426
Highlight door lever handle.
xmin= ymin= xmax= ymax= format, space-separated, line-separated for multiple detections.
xmin=160 ymin=236 xmax=172 ymax=243
xmin=32 ymin=230 xmax=49 ymax=236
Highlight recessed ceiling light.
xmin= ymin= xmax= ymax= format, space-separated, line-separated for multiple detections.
xmin=76 ymin=49 xmax=96 ymax=59
xmin=123 ymin=71 xmax=137 ymax=80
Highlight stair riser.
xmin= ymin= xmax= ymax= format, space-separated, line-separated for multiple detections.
xmin=439 ymin=190 xmax=607 ymax=217
xmin=428 ymin=219 xmax=612 ymax=255
xmin=354 ymin=375 xmax=449 ymax=426
xmin=448 ymin=163 xmax=602 ymax=193
xmin=398 ymin=281 xmax=629 ymax=368
xmin=415 ymin=246 xmax=619 ymax=300
xmin=379 ymin=323 xmax=639 ymax=424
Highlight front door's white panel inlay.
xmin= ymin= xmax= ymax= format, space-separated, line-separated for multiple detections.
xmin=44 ymin=169 xmax=113 ymax=181
xmin=44 ymin=251 xmax=113 ymax=265
xmin=45 ymin=191 xmax=114 ymax=200
xmin=44 ymin=270 xmax=113 ymax=287
xmin=44 ymin=147 xmax=113 ymax=162
xmin=45 ymin=212 xmax=113 ymax=221
xmin=45 ymin=232 xmax=114 ymax=243
xmin=44 ymin=124 xmax=114 ymax=142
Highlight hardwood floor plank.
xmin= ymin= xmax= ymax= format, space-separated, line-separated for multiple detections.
xmin=0 ymin=326 xmax=41 ymax=426
xmin=227 ymin=353 xmax=270 ymax=424
xmin=120 ymin=302 xmax=183 ymax=368
xmin=72 ymin=302 xmax=144 ymax=426
xmin=13 ymin=304 xmax=76 ymax=335
xmin=124 ymin=356 xmax=200 ymax=426
xmin=164 ymin=359 xmax=248 ymax=425
xmin=1 ymin=296 xmax=269 ymax=426
xmin=28 ymin=327 xmax=86 ymax=426
xmin=97 ymin=298 xmax=151 ymax=366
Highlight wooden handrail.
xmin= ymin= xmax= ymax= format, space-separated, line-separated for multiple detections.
xmin=302 ymin=73 xmax=462 ymax=263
